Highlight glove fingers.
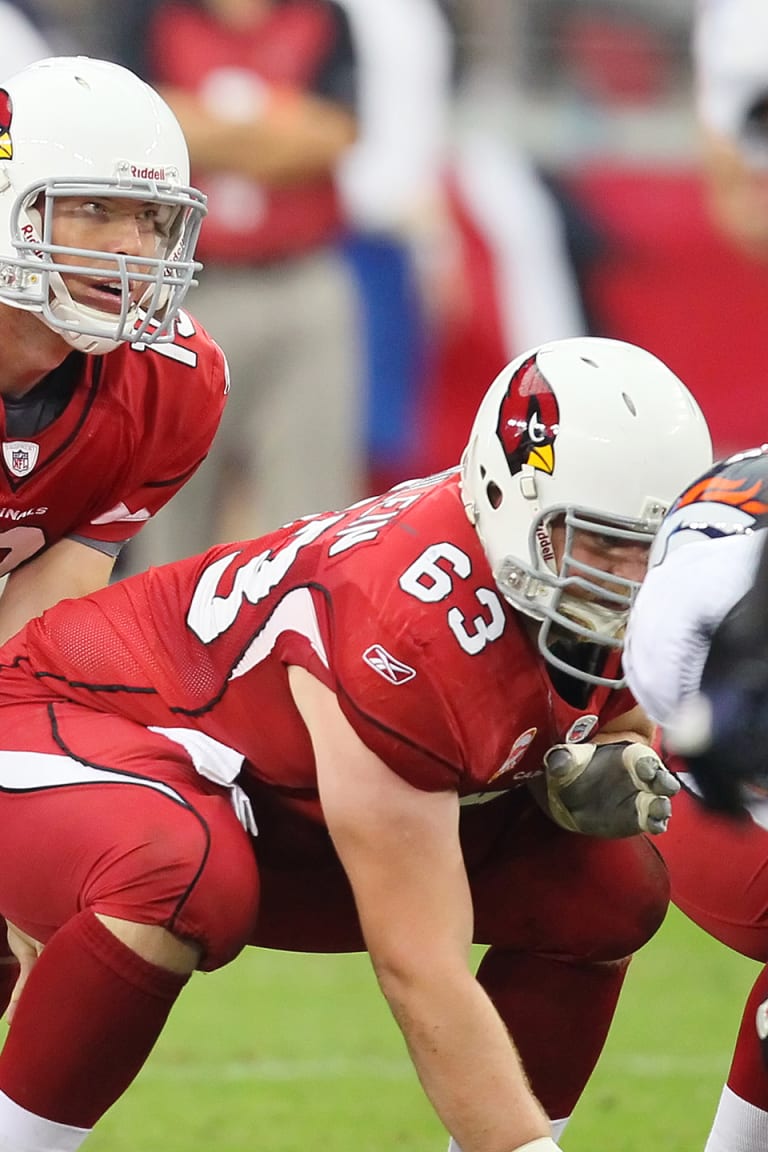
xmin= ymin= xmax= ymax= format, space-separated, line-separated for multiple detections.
xmin=653 ymin=766 xmax=681 ymax=797
xmin=543 ymin=743 xmax=594 ymax=782
xmin=636 ymin=791 xmax=672 ymax=834
xmin=630 ymin=754 xmax=658 ymax=784
xmin=543 ymin=746 xmax=576 ymax=779
xmin=625 ymin=747 xmax=681 ymax=797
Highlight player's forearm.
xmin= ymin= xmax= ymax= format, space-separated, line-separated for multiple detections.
xmin=372 ymin=956 xmax=551 ymax=1152
xmin=0 ymin=541 xmax=114 ymax=645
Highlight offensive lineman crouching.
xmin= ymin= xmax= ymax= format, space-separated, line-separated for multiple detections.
xmin=0 ymin=337 xmax=711 ymax=1151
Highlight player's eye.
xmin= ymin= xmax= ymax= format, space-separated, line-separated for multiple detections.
xmin=140 ymin=204 xmax=175 ymax=235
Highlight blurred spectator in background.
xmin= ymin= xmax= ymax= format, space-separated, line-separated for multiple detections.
xmin=335 ymin=0 xmax=455 ymax=493
xmin=124 ymin=0 xmax=363 ymax=570
xmin=0 ymin=1 xmax=51 ymax=73
xmin=410 ymin=0 xmax=589 ymax=477
xmin=553 ymin=0 xmax=768 ymax=462
xmin=695 ymin=0 xmax=768 ymax=261
xmin=25 ymin=1 xmax=606 ymax=540
xmin=22 ymin=0 xmax=152 ymax=70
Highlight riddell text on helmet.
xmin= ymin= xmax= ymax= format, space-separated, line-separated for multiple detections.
xmin=130 ymin=165 xmax=167 ymax=181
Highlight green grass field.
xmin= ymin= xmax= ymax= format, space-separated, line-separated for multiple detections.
xmin=59 ymin=905 xmax=758 ymax=1151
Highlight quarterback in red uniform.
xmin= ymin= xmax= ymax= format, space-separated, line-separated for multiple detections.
xmin=0 ymin=338 xmax=712 ymax=1152
xmin=0 ymin=55 xmax=226 ymax=643
xmin=0 ymin=55 xmax=228 ymax=1017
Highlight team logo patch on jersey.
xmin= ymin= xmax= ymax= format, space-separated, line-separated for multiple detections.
xmin=0 ymin=89 xmax=12 ymax=159
xmin=362 ymin=644 xmax=416 ymax=685
xmin=489 ymin=727 xmax=538 ymax=781
xmin=3 ymin=440 xmax=39 ymax=477
xmin=565 ymin=714 xmax=599 ymax=743
xmin=497 ymin=355 xmax=560 ymax=477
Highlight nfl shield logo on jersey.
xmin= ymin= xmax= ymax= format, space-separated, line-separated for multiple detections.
xmin=3 ymin=440 xmax=39 ymax=477
xmin=565 ymin=714 xmax=599 ymax=743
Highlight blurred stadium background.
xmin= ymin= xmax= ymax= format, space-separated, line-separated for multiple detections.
xmin=25 ymin=0 xmax=768 ymax=475
xmin=5 ymin=0 xmax=767 ymax=1147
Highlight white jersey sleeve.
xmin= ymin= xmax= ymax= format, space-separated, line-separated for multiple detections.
xmin=624 ymin=530 xmax=766 ymax=725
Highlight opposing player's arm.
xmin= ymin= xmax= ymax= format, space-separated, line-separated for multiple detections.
xmin=593 ymin=703 xmax=654 ymax=745
xmin=0 ymin=538 xmax=115 ymax=645
xmin=288 ymin=666 xmax=553 ymax=1152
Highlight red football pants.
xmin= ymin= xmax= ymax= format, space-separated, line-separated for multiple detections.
xmin=654 ymin=779 xmax=768 ymax=1111
xmin=0 ymin=698 xmax=259 ymax=968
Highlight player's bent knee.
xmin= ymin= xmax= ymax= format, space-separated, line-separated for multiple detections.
xmin=87 ymin=793 xmax=260 ymax=972
xmin=95 ymin=916 xmax=201 ymax=974
xmin=164 ymin=793 xmax=261 ymax=970
xmin=596 ymin=836 xmax=670 ymax=957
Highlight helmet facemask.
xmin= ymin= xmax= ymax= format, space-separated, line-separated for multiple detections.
xmin=0 ymin=172 xmax=206 ymax=353
xmin=496 ymin=504 xmax=662 ymax=687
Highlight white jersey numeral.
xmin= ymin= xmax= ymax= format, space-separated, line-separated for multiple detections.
xmin=131 ymin=309 xmax=198 ymax=368
xmin=400 ymin=543 xmax=506 ymax=655
xmin=187 ymin=514 xmax=344 ymax=643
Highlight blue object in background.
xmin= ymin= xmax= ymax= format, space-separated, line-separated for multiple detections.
xmin=342 ymin=232 xmax=428 ymax=477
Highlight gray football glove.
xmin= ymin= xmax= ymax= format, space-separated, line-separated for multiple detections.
xmin=542 ymin=741 xmax=681 ymax=838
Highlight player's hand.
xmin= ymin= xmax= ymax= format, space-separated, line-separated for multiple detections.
xmin=5 ymin=921 xmax=43 ymax=1025
xmin=542 ymin=741 xmax=680 ymax=838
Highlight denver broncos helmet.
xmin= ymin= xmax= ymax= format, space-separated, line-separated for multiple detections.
xmin=650 ymin=444 xmax=768 ymax=566
xmin=460 ymin=336 xmax=713 ymax=685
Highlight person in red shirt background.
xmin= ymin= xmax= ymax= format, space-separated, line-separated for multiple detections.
xmin=129 ymin=0 xmax=364 ymax=571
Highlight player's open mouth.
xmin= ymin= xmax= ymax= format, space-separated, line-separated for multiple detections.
xmin=69 ymin=280 xmax=136 ymax=314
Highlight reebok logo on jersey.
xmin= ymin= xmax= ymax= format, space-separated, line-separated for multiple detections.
xmin=362 ymin=645 xmax=416 ymax=685
xmin=3 ymin=441 xmax=39 ymax=477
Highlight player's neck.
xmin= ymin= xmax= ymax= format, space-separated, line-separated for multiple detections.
xmin=0 ymin=306 xmax=74 ymax=398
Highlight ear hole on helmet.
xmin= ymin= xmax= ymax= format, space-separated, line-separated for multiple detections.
xmin=487 ymin=480 xmax=503 ymax=509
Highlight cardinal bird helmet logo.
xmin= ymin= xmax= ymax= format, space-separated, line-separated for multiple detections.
xmin=496 ymin=354 xmax=560 ymax=479
xmin=0 ymin=90 xmax=13 ymax=160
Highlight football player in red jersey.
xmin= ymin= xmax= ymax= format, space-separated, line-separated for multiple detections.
xmin=625 ymin=446 xmax=768 ymax=1152
xmin=0 ymin=337 xmax=712 ymax=1151
xmin=0 ymin=56 xmax=229 ymax=1015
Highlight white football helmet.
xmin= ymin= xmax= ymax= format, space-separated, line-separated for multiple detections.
xmin=460 ymin=336 xmax=713 ymax=686
xmin=0 ymin=56 xmax=207 ymax=354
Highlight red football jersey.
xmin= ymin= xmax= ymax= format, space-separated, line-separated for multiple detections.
xmin=0 ymin=309 xmax=227 ymax=575
xmin=5 ymin=470 xmax=636 ymax=797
